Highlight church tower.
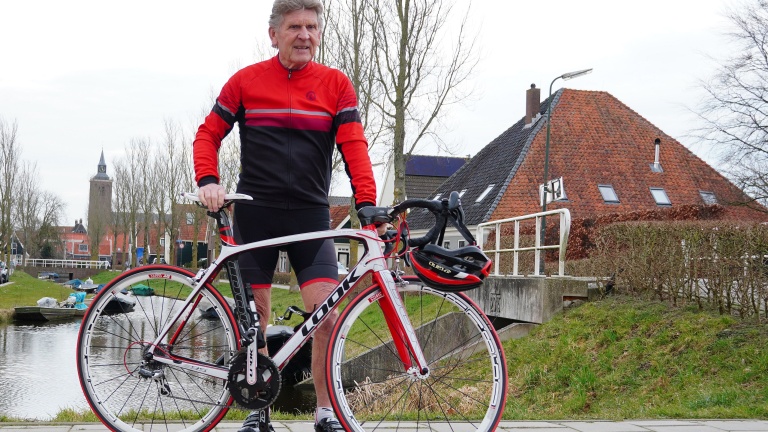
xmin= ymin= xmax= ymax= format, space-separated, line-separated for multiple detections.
xmin=88 ymin=150 xmax=113 ymax=230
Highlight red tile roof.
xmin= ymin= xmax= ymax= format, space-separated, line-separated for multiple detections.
xmin=490 ymin=89 xmax=767 ymax=222
xmin=330 ymin=205 xmax=350 ymax=229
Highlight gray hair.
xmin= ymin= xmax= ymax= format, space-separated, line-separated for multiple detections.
xmin=269 ymin=0 xmax=324 ymax=31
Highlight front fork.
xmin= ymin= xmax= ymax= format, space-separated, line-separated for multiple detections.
xmin=372 ymin=269 xmax=430 ymax=378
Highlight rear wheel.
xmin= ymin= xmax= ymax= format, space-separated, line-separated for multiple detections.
xmin=76 ymin=266 xmax=240 ymax=432
xmin=327 ymin=277 xmax=507 ymax=431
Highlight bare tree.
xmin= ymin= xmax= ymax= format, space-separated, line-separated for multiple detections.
xmin=15 ymin=161 xmax=65 ymax=262
xmin=157 ymin=119 xmax=188 ymax=265
xmin=112 ymin=158 xmax=131 ymax=269
xmin=117 ymin=140 xmax=145 ymax=268
xmin=369 ymin=0 xmax=478 ymax=204
xmin=694 ymin=0 xmax=768 ymax=210
xmin=14 ymin=161 xmax=41 ymax=264
xmin=321 ymin=0 xmax=388 ymax=178
xmin=0 ymin=117 xmax=21 ymax=264
xmin=321 ymin=0 xmax=389 ymax=266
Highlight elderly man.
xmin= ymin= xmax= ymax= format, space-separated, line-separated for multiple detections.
xmin=193 ymin=1 xmax=377 ymax=431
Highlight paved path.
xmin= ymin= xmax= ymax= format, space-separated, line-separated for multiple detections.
xmin=2 ymin=420 xmax=768 ymax=431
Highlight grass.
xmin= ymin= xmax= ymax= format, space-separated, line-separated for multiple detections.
xmin=3 ymin=272 xmax=768 ymax=421
xmin=0 ymin=271 xmax=86 ymax=321
xmin=502 ymin=293 xmax=768 ymax=420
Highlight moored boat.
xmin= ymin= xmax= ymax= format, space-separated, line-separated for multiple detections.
xmin=14 ymin=292 xmax=89 ymax=322
xmin=130 ymin=284 xmax=154 ymax=296
xmin=13 ymin=306 xmax=78 ymax=322
xmin=101 ymin=292 xmax=137 ymax=314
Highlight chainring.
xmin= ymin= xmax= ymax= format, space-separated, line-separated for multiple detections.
xmin=227 ymin=351 xmax=281 ymax=410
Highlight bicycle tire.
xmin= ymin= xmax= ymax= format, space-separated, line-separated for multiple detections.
xmin=326 ymin=276 xmax=507 ymax=431
xmin=76 ymin=265 xmax=240 ymax=432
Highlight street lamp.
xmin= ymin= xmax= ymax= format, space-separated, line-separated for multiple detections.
xmin=540 ymin=68 xmax=593 ymax=275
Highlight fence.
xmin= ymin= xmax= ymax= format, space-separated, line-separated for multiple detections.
xmin=476 ymin=208 xmax=571 ymax=277
xmin=22 ymin=259 xmax=110 ymax=270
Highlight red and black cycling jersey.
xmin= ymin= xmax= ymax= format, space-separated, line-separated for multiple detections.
xmin=193 ymin=56 xmax=376 ymax=210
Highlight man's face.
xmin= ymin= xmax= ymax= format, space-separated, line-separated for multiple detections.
xmin=269 ymin=9 xmax=321 ymax=70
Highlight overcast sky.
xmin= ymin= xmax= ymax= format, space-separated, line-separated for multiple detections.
xmin=0 ymin=0 xmax=737 ymax=224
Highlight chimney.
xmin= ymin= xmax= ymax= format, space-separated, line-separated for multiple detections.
xmin=525 ymin=84 xmax=541 ymax=125
xmin=650 ymin=138 xmax=663 ymax=172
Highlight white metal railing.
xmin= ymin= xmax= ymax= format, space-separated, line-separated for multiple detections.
xmin=476 ymin=208 xmax=571 ymax=277
xmin=22 ymin=259 xmax=110 ymax=269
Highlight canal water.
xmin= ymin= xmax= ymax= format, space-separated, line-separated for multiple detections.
xmin=0 ymin=319 xmax=87 ymax=420
xmin=0 ymin=297 xmax=316 ymax=421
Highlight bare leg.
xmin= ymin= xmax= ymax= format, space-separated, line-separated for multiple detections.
xmin=300 ymin=281 xmax=338 ymax=408
xmin=251 ymin=287 xmax=271 ymax=355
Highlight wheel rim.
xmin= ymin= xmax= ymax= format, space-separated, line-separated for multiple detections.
xmin=77 ymin=268 xmax=238 ymax=432
xmin=328 ymin=281 xmax=507 ymax=431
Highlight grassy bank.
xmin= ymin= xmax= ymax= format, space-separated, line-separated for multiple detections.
xmin=502 ymin=294 xmax=768 ymax=420
xmin=0 ymin=270 xmax=304 ymax=325
xmin=0 ymin=271 xmax=87 ymax=323
xmin=2 ymin=272 xmax=767 ymax=421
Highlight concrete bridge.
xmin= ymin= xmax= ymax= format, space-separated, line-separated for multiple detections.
xmin=465 ymin=276 xmax=605 ymax=340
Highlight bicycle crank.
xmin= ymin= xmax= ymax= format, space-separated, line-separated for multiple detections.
xmin=228 ymin=351 xmax=281 ymax=409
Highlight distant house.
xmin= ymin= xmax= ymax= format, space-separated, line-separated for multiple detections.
xmin=378 ymin=154 xmax=468 ymax=206
xmin=408 ymin=86 xmax=767 ymax=247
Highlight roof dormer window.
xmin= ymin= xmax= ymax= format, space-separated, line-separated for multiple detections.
xmin=475 ymin=184 xmax=495 ymax=203
xmin=598 ymin=184 xmax=619 ymax=204
xmin=699 ymin=191 xmax=717 ymax=205
xmin=650 ymin=187 xmax=671 ymax=206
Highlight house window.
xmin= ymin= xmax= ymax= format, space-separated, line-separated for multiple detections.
xmin=458 ymin=240 xmax=466 ymax=248
xmin=186 ymin=212 xmax=194 ymax=225
xmin=443 ymin=240 xmax=451 ymax=249
xmin=160 ymin=238 xmax=165 ymax=247
xmin=475 ymin=184 xmax=495 ymax=202
xmin=78 ymin=244 xmax=88 ymax=253
xmin=598 ymin=185 xmax=619 ymax=203
xmin=650 ymin=187 xmax=671 ymax=206
xmin=700 ymin=191 xmax=717 ymax=205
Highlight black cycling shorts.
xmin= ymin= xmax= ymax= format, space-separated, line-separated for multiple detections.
xmin=232 ymin=204 xmax=338 ymax=288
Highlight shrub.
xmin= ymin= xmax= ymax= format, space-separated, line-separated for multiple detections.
xmin=580 ymin=220 xmax=768 ymax=321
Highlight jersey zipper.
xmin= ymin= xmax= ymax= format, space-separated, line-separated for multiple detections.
xmin=287 ymin=68 xmax=293 ymax=209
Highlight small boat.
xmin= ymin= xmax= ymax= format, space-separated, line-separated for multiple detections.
xmin=198 ymin=306 xmax=219 ymax=320
xmin=74 ymin=283 xmax=101 ymax=294
xmin=14 ymin=294 xmax=88 ymax=322
xmin=64 ymin=279 xmax=83 ymax=288
xmin=101 ymin=292 xmax=137 ymax=314
xmin=14 ymin=306 xmax=78 ymax=322
xmin=131 ymin=284 xmax=154 ymax=296
xmin=198 ymin=298 xmax=236 ymax=320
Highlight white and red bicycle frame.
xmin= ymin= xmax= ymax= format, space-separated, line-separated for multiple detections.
xmin=142 ymin=194 xmax=430 ymax=387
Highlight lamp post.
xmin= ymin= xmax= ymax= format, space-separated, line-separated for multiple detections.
xmin=539 ymin=68 xmax=592 ymax=275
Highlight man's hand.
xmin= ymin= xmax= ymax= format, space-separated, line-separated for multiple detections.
xmin=198 ymin=183 xmax=226 ymax=212
xmin=376 ymin=223 xmax=390 ymax=236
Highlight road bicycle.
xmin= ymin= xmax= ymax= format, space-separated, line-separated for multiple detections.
xmin=76 ymin=191 xmax=508 ymax=431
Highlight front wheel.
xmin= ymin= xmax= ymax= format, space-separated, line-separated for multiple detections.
xmin=327 ymin=277 xmax=507 ymax=431
xmin=76 ymin=265 xmax=240 ymax=432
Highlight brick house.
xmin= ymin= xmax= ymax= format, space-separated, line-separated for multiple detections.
xmin=407 ymin=86 xmax=767 ymax=246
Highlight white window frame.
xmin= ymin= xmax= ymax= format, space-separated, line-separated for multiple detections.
xmin=598 ymin=184 xmax=619 ymax=204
